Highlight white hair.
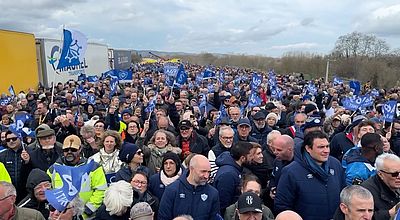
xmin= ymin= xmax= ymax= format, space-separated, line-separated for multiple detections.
xmin=104 ymin=180 xmax=133 ymax=216
xmin=375 ymin=153 xmax=400 ymax=171
xmin=267 ymin=130 xmax=281 ymax=145
xmin=0 ymin=181 xmax=16 ymax=197
xmin=69 ymin=196 xmax=85 ymax=217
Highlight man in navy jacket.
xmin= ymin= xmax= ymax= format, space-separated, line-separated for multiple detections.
xmin=274 ymin=130 xmax=346 ymax=220
xmin=158 ymin=154 xmax=220 ymax=220
xmin=213 ymin=141 xmax=254 ymax=215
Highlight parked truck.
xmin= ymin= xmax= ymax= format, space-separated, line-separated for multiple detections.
xmin=36 ymin=38 xmax=110 ymax=88
xmin=0 ymin=29 xmax=39 ymax=94
xmin=0 ymin=29 xmax=111 ymax=94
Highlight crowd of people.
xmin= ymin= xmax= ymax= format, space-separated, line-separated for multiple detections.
xmin=1 ymin=61 xmax=400 ymax=220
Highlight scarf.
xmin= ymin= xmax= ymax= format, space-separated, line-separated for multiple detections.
xmin=303 ymin=150 xmax=330 ymax=182
xmin=160 ymin=168 xmax=182 ymax=186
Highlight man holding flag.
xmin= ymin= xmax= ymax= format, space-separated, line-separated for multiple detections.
xmin=47 ymin=135 xmax=107 ymax=218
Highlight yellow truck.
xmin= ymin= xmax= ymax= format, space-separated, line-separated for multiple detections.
xmin=0 ymin=29 xmax=39 ymax=94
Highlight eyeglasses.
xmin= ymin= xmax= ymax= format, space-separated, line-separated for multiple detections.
xmin=380 ymin=170 xmax=400 ymax=177
xmin=6 ymin=137 xmax=18 ymax=142
xmin=131 ymin=180 xmax=147 ymax=185
xmin=0 ymin=194 xmax=12 ymax=201
xmin=221 ymin=136 xmax=234 ymax=141
xmin=63 ymin=148 xmax=79 ymax=153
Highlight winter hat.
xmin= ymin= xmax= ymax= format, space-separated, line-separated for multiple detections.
xmin=304 ymin=104 xmax=318 ymax=115
xmin=130 ymin=202 xmax=153 ymax=220
xmin=302 ymin=117 xmax=323 ymax=131
xmin=119 ymin=142 xmax=139 ymax=163
xmin=161 ymin=152 xmax=182 ymax=176
xmin=266 ymin=113 xmax=279 ymax=121
xmin=26 ymin=168 xmax=51 ymax=194
xmin=121 ymin=109 xmax=132 ymax=116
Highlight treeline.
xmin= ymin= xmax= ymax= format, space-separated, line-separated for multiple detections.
xmin=140 ymin=31 xmax=400 ymax=89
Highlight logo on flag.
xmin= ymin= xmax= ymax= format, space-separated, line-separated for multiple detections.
xmin=57 ymin=29 xmax=88 ymax=70
xmin=45 ymin=160 xmax=95 ymax=212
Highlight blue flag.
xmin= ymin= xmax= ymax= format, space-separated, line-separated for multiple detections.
xmin=306 ymin=82 xmax=318 ymax=95
xmin=207 ymin=84 xmax=215 ymax=93
xmin=271 ymin=87 xmax=283 ymax=100
xmin=45 ymin=160 xmax=95 ymax=212
xmin=77 ymin=73 xmax=86 ymax=81
xmin=163 ymin=64 xmax=179 ymax=77
xmin=202 ymin=68 xmax=215 ymax=79
xmin=349 ymin=80 xmax=361 ymax=95
xmin=333 ymin=76 xmax=343 ymax=85
xmin=218 ymin=70 xmax=225 ymax=84
xmin=215 ymin=105 xmax=228 ymax=125
xmin=8 ymin=85 xmax=15 ymax=97
xmin=251 ymin=73 xmax=262 ymax=91
xmin=342 ymin=95 xmax=374 ymax=111
xmin=87 ymin=94 xmax=96 ymax=105
xmin=394 ymin=209 xmax=400 ymax=220
xmin=370 ymin=88 xmax=380 ymax=97
xmin=87 ymin=75 xmax=99 ymax=83
xmin=0 ymin=97 xmax=12 ymax=106
xmin=382 ymin=100 xmax=397 ymax=122
xmin=248 ymin=93 xmax=262 ymax=108
xmin=109 ymin=77 xmax=119 ymax=98
xmin=57 ymin=29 xmax=88 ymax=70
xmin=103 ymin=69 xmax=133 ymax=81
xmin=175 ymin=64 xmax=187 ymax=86
xmin=145 ymin=93 xmax=158 ymax=113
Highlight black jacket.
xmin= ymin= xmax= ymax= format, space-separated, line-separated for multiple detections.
xmin=361 ymin=174 xmax=400 ymax=220
xmin=176 ymin=131 xmax=210 ymax=157
xmin=95 ymin=205 xmax=130 ymax=220
xmin=17 ymin=169 xmax=51 ymax=219
xmin=0 ymin=146 xmax=29 ymax=202
xmin=26 ymin=142 xmax=63 ymax=171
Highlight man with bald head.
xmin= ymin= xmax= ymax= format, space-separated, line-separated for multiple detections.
xmin=269 ymin=135 xmax=295 ymax=199
xmin=275 ymin=210 xmax=303 ymax=220
xmin=158 ymin=155 xmax=220 ymax=220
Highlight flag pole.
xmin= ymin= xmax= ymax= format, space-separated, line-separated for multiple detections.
xmin=51 ymin=24 xmax=65 ymax=110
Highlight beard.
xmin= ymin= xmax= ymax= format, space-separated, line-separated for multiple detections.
xmin=64 ymin=153 xmax=77 ymax=164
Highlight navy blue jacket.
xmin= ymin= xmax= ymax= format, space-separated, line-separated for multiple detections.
xmin=330 ymin=131 xmax=355 ymax=161
xmin=274 ymin=154 xmax=346 ymax=220
xmin=213 ymin=152 xmax=242 ymax=212
xmin=269 ymin=158 xmax=293 ymax=189
xmin=158 ymin=172 xmax=220 ymax=220
xmin=149 ymin=173 xmax=165 ymax=201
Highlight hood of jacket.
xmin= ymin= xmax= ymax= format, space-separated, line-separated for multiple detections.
xmin=215 ymin=151 xmax=241 ymax=171
xmin=26 ymin=168 xmax=51 ymax=194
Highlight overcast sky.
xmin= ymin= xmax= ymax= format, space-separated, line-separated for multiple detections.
xmin=1 ymin=0 xmax=400 ymax=57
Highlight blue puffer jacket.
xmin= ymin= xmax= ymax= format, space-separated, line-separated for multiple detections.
xmin=213 ymin=151 xmax=242 ymax=212
xmin=158 ymin=172 xmax=220 ymax=220
xmin=274 ymin=152 xmax=346 ymax=220
xmin=342 ymin=147 xmax=376 ymax=185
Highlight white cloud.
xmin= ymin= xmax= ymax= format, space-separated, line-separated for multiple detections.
xmin=1 ymin=0 xmax=400 ymax=56
xmin=270 ymin=43 xmax=319 ymax=50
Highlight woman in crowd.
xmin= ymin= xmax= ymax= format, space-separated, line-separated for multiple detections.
xmin=148 ymin=152 xmax=183 ymax=200
xmin=79 ymin=125 xmax=100 ymax=158
xmin=95 ymin=180 xmax=133 ymax=220
xmin=137 ymin=128 xmax=181 ymax=174
xmin=123 ymin=121 xmax=141 ymax=144
xmin=90 ymin=130 xmax=123 ymax=184
xmin=131 ymin=171 xmax=159 ymax=217
xmin=115 ymin=142 xmax=150 ymax=182
xmin=266 ymin=112 xmax=279 ymax=130
xmin=94 ymin=120 xmax=106 ymax=142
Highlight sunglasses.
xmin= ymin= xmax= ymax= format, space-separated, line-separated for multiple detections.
xmin=6 ymin=137 xmax=18 ymax=142
xmin=136 ymin=151 xmax=143 ymax=155
xmin=63 ymin=148 xmax=79 ymax=153
xmin=380 ymin=170 xmax=400 ymax=177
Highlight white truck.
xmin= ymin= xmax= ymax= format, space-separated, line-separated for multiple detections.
xmin=36 ymin=38 xmax=110 ymax=87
